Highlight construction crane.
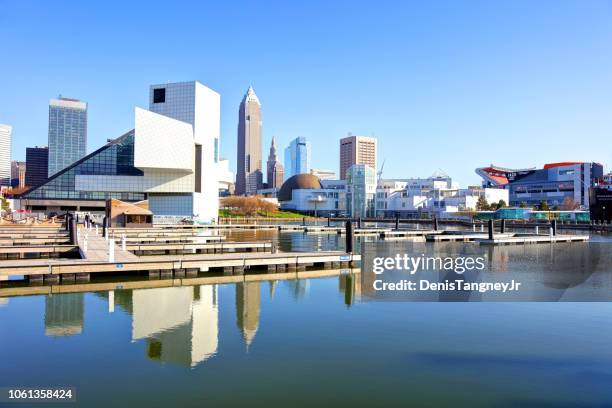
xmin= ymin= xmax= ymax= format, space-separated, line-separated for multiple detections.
xmin=377 ymin=159 xmax=386 ymax=184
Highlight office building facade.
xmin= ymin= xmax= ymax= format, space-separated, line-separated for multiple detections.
xmin=0 ymin=124 xmax=12 ymax=186
xmin=48 ymin=97 xmax=87 ymax=177
xmin=25 ymin=146 xmax=49 ymax=187
xmin=339 ymin=134 xmax=377 ymax=180
xmin=10 ymin=161 xmax=26 ymax=188
xmin=20 ymin=81 xmax=221 ymax=222
xmin=284 ymin=136 xmax=311 ymax=179
xmin=476 ymin=162 xmax=604 ymax=208
xmin=236 ymin=86 xmax=262 ymax=195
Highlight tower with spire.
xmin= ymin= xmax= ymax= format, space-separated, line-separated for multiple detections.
xmin=236 ymin=86 xmax=263 ymax=195
xmin=266 ymin=136 xmax=284 ymax=189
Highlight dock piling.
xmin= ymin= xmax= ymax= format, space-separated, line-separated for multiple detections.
xmin=500 ymin=219 xmax=506 ymax=234
xmin=345 ymin=220 xmax=354 ymax=253
xmin=488 ymin=219 xmax=494 ymax=240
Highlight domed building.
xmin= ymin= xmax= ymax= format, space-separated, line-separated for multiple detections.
xmin=277 ymin=174 xmax=322 ymax=202
xmin=278 ymin=173 xmax=346 ymax=216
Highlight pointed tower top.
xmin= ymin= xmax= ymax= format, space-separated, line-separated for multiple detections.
xmin=244 ymin=85 xmax=260 ymax=104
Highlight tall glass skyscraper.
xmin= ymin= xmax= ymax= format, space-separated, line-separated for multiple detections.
xmin=0 ymin=124 xmax=12 ymax=186
xmin=236 ymin=86 xmax=263 ymax=195
xmin=48 ymin=97 xmax=87 ymax=177
xmin=284 ymin=137 xmax=311 ymax=180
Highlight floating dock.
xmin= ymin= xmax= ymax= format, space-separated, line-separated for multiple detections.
xmin=478 ymin=234 xmax=589 ymax=245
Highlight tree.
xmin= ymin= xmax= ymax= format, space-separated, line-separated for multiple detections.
xmin=539 ymin=200 xmax=550 ymax=211
xmin=221 ymin=196 xmax=278 ymax=216
xmin=476 ymin=196 xmax=489 ymax=211
xmin=562 ymin=197 xmax=580 ymax=211
xmin=496 ymin=199 xmax=507 ymax=210
xmin=519 ymin=201 xmax=528 ymax=208
xmin=0 ymin=197 xmax=9 ymax=213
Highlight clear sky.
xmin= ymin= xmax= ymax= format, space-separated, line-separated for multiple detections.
xmin=1 ymin=0 xmax=611 ymax=186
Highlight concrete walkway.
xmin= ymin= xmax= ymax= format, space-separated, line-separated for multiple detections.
xmin=78 ymin=226 xmax=139 ymax=262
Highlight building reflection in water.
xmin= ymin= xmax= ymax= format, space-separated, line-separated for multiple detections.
xmin=285 ymin=279 xmax=309 ymax=300
xmin=0 ymin=298 xmax=8 ymax=307
xmin=44 ymin=293 xmax=84 ymax=337
xmin=236 ymin=282 xmax=261 ymax=349
xmin=268 ymin=280 xmax=277 ymax=300
xmin=131 ymin=285 xmax=219 ymax=367
xmin=339 ymin=274 xmax=361 ymax=307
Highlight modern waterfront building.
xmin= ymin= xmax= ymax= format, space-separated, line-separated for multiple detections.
xmin=47 ymin=97 xmax=87 ymax=177
xmin=339 ymin=134 xmax=377 ymax=180
xmin=375 ymin=175 xmax=508 ymax=217
xmin=310 ymin=169 xmax=336 ymax=180
xmin=266 ymin=136 xmax=284 ymax=189
xmin=476 ymin=162 xmax=604 ymax=209
xmin=19 ymin=81 xmax=221 ymax=222
xmin=346 ymin=164 xmax=376 ymax=217
xmin=0 ymin=124 xmax=12 ymax=186
xmin=148 ymin=81 xmax=220 ymax=220
xmin=25 ymin=146 xmax=49 ymax=187
xmin=277 ymin=174 xmax=346 ymax=216
xmin=10 ymin=161 xmax=26 ymax=188
xmin=236 ymin=86 xmax=263 ymax=195
xmin=283 ymin=137 xmax=311 ymax=180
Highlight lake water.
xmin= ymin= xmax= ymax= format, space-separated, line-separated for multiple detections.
xmin=1 ymin=228 xmax=612 ymax=407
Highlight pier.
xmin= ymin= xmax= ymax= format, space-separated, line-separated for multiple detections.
xmin=0 ymin=268 xmax=361 ymax=298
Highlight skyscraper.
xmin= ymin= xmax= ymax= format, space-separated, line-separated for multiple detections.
xmin=48 ymin=97 xmax=87 ymax=177
xmin=25 ymin=146 xmax=49 ymax=187
xmin=266 ymin=136 xmax=284 ymax=189
xmin=10 ymin=161 xmax=26 ymax=188
xmin=339 ymin=134 xmax=377 ymax=180
xmin=284 ymin=137 xmax=311 ymax=180
xmin=236 ymin=86 xmax=262 ymax=195
xmin=0 ymin=124 xmax=11 ymax=186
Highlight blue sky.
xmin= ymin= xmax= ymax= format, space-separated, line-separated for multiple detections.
xmin=1 ymin=0 xmax=611 ymax=186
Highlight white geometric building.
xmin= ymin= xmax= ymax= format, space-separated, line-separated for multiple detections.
xmin=20 ymin=81 xmax=221 ymax=223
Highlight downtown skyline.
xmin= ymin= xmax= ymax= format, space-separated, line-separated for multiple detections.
xmin=1 ymin=1 xmax=611 ymax=187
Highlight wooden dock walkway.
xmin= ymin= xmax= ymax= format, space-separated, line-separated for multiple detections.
xmin=0 ymin=249 xmax=360 ymax=281
xmin=0 ymin=268 xmax=360 ymax=298
xmin=126 ymin=241 xmax=273 ymax=255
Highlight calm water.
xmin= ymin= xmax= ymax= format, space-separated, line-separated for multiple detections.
xmin=1 ymin=229 xmax=612 ymax=407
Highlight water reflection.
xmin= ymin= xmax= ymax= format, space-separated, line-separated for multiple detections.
xmin=133 ymin=286 xmax=219 ymax=367
xmin=285 ymin=279 xmax=310 ymax=300
xmin=236 ymin=282 xmax=261 ymax=349
xmin=44 ymin=293 xmax=84 ymax=336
